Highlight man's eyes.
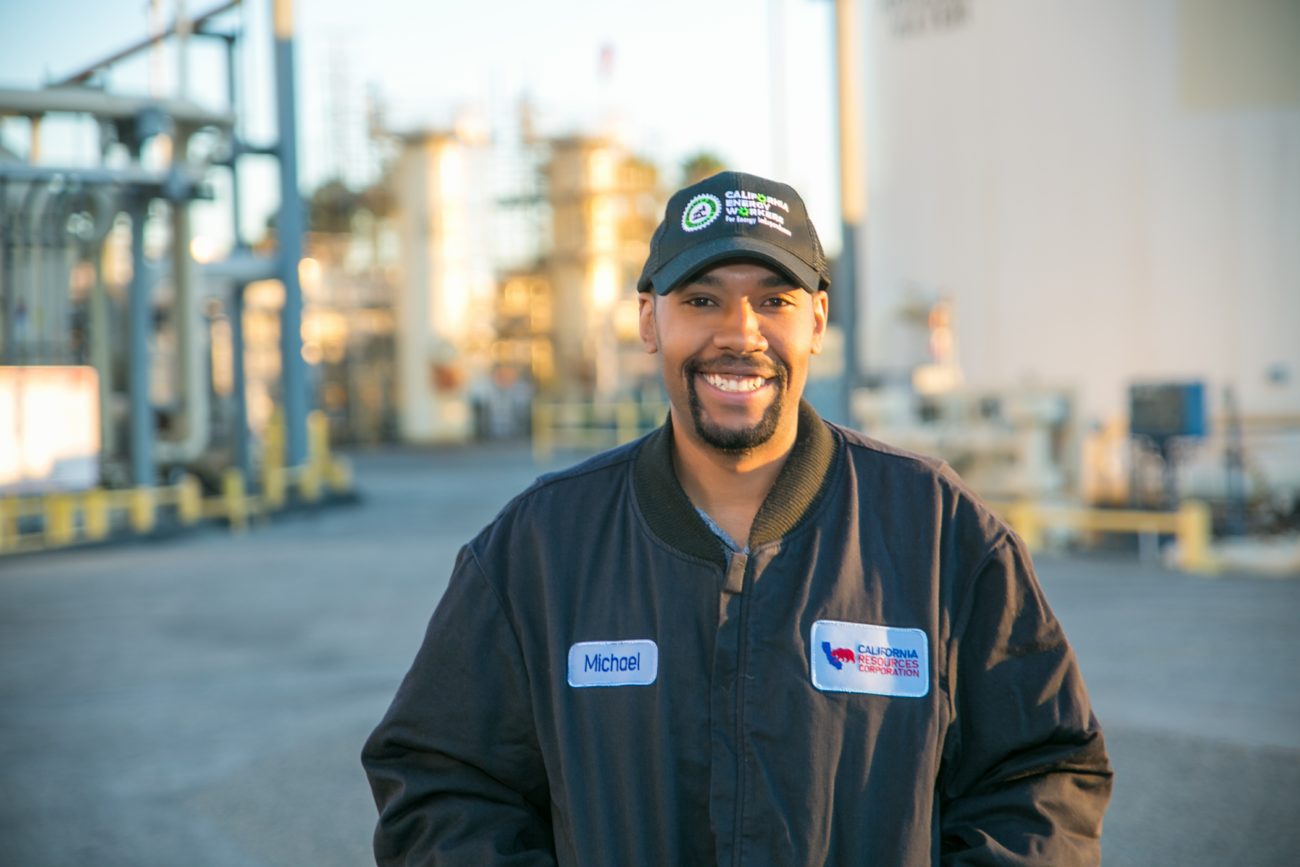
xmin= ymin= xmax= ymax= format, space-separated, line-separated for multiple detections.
xmin=679 ymin=294 xmax=797 ymax=309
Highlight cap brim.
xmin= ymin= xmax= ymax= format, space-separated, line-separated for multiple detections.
xmin=648 ymin=236 xmax=822 ymax=295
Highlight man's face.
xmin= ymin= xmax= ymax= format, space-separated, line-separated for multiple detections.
xmin=639 ymin=260 xmax=828 ymax=456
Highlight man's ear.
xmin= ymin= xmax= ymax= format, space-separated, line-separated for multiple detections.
xmin=809 ymin=290 xmax=829 ymax=355
xmin=638 ymin=293 xmax=658 ymax=354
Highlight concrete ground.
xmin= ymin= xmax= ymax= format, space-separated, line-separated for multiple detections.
xmin=1 ymin=444 xmax=1296 ymax=866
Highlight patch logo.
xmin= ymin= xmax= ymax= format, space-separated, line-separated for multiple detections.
xmin=810 ymin=619 xmax=929 ymax=698
xmin=681 ymin=193 xmax=722 ymax=232
xmin=821 ymin=643 xmax=857 ymax=670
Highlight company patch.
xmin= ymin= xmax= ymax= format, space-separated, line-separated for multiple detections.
xmin=810 ymin=619 xmax=929 ymax=697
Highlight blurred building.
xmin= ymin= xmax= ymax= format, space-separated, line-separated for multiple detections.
xmin=852 ymin=0 xmax=1300 ymax=507
xmin=540 ymin=136 xmax=662 ymax=398
xmin=291 ymin=124 xmax=666 ymax=446
xmin=302 ymin=224 xmax=400 ymax=445
xmin=858 ymin=0 xmax=1299 ymax=425
xmin=393 ymin=128 xmax=496 ymax=442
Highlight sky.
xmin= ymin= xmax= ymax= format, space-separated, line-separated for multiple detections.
xmin=0 ymin=0 xmax=840 ymax=252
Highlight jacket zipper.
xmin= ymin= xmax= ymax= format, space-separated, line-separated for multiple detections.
xmin=727 ymin=551 xmax=752 ymax=867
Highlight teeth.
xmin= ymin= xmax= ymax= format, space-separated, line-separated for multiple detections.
xmin=702 ymin=373 xmax=767 ymax=393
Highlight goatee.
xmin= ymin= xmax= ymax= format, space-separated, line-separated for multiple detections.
xmin=684 ymin=355 xmax=788 ymax=454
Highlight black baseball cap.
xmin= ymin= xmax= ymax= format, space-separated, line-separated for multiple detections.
xmin=637 ymin=171 xmax=831 ymax=295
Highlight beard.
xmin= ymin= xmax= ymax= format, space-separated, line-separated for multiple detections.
xmin=684 ymin=354 xmax=788 ymax=454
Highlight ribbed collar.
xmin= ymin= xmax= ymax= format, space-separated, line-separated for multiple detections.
xmin=632 ymin=400 xmax=838 ymax=567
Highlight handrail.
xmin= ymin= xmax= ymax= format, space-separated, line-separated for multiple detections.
xmin=0 ymin=410 xmax=351 ymax=556
xmin=989 ymin=499 xmax=1214 ymax=574
xmin=531 ymin=400 xmax=668 ymax=462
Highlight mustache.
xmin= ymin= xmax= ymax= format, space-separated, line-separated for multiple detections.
xmin=685 ymin=353 xmax=786 ymax=382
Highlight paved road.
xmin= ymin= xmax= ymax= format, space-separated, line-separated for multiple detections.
xmin=1 ymin=444 xmax=1296 ymax=866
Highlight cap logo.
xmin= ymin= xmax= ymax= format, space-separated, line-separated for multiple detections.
xmin=723 ymin=189 xmax=793 ymax=237
xmin=681 ymin=193 xmax=722 ymax=232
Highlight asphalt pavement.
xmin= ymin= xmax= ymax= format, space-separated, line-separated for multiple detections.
xmin=1 ymin=443 xmax=1296 ymax=866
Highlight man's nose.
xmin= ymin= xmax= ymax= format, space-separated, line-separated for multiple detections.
xmin=713 ymin=301 xmax=768 ymax=354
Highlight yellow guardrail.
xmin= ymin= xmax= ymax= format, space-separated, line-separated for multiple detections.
xmin=532 ymin=400 xmax=669 ymax=462
xmin=990 ymin=499 xmax=1214 ymax=573
xmin=0 ymin=410 xmax=353 ymax=556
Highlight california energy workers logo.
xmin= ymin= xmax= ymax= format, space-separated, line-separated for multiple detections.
xmin=681 ymin=193 xmax=722 ymax=232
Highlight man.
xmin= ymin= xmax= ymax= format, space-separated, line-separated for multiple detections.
xmin=362 ymin=171 xmax=1113 ymax=866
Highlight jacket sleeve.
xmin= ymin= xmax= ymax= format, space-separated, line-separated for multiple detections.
xmin=938 ymin=533 xmax=1113 ymax=866
xmin=361 ymin=545 xmax=556 ymax=866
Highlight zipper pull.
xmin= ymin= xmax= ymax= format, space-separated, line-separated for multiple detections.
xmin=723 ymin=552 xmax=748 ymax=594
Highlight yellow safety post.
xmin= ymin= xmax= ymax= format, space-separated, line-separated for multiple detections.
xmin=616 ymin=402 xmax=639 ymax=445
xmin=129 ymin=488 xmax=156 ymax=534
xmin=533 ymin=402 xmax=554 ymax=462
xmin=308 ymin=410 xmax=330 ymax=469
xmin=1176 ymin=499 xmax=1213 ymax=573
xmin=0 ymin=497 xmax=10 ymax=553
xmin=299 ymin=464 xmax=321 ymax=503
xmin=1006 ymin=500 xmax=1044 ymax=551
xmin=222 ymin=468 xmax=248 ymax=532
xmin=299 ymin=410 xmax=328 ymax=502
xmin=264 ymin=467 xmax=286 ymax=509
xmin=263 ymin=409 xmax=287 ymax=508
xmin=83 ymin=489 xmax=110 ymax=540
xmin=45 ymin=493 xmax=78 ymax=547
xmin=177 ymin=474 xmax=203 ymax=525
xmin=327 ymin=456 xmax=353 ymax=493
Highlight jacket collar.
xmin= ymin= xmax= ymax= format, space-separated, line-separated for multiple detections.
xmin=632 ymin=400 xmax=838 ymax=567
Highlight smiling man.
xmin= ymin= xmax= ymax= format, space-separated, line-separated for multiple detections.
xmin=363 ymin=172 xmax=1112 ymax=866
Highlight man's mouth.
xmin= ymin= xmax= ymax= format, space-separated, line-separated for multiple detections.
xmin=700 ymin=372 xmax=769 ymax=394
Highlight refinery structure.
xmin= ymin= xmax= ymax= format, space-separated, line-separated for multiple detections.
xmin=1 ymin=0 xmax=1298 ymax=567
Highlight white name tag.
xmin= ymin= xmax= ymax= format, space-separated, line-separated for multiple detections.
xmin=567 ymin=639 xmax=658 ymax=688
xmin=810 ymin=619 xmax=929 ymax=698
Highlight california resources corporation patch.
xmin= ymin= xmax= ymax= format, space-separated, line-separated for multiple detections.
xmin=810 ymin=620 xmax=929 ymax=698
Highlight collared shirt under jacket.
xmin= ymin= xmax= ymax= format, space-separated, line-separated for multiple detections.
xmin=362 ymin=402 xmax=1113 ymax=866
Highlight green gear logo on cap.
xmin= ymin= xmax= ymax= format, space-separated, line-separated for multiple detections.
xmin=681 ymin=194 xmax=722 ymax=232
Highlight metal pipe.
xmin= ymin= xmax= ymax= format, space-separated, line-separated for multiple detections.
xmin=154 ymin=153 xmax=212 ymax=465
xmin=0 ymin=162 xmax=210 ymax=191
xmin=199 ymin=252 xmax=278 ymax=283
xmin=5 ymin=183 xmax=31 ymax=362
xmin=0 ymin=88 xmax=234 ymax=131
xmin=19 ymin=181 xmax=51 ymax=362
xmin=52 ymin=0 xmax=242 ymax=86
xmin=230 ymin=282 xmax=252 ymax=482
xmin=40 ymin=186 xmax=71 ymax=362
xmin=273 ymin=0 xmax=308 ymax=466
xmin=0 ymin=177 xmax=12 ymax=361
xmin=223 ymin=29 xmax=253 ymax=484
xmin=832 ymin=0 xmax=865 ymax=422
xmin=223 ymin=31 xmax=244 ymax=246
xmin=835 ymin=0 xmax=865 ymax=225
xmin=84 ymin=188 xmax=122 ymax=465
xmin=45 ymin=183 xmax=85 ymax=363
xmin=29 ymin=115 xmax=42 ymax=162
xmin=89 ymin=235 xmax=115 ymax=463
xmin=127 ymin=194 xmax=154 ymax=486
xmin=176 ymin=1 xmax=192 ymax=100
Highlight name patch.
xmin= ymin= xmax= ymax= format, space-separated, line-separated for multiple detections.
xmin=810 ymin=619 xmax=929 ymax=698
xmin=567 ymin=639 xmax=658 ymax=688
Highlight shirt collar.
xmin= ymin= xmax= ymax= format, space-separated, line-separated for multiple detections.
xmin=632 ymin=400 xmax=838 ymax=567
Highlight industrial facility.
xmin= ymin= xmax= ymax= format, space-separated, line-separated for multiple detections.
xmin=2 ymin=0 xmax=1298 ymax=570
